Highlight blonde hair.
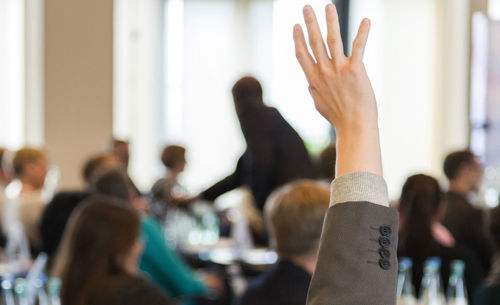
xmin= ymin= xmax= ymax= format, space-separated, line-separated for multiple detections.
xmin=265 ymin=180 xmax=330 ymax=259
xmin=13 ymin=147 xmax=45 ymax=177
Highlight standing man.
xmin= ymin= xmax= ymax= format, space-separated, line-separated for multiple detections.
xmin=443 ymin=150 xmax=495 ymax=274
xmin=200 ymin=77 xmax=317 ymax=211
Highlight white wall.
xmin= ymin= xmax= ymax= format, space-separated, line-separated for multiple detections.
xmin=350 ymin=0 xmax=470 ymax=198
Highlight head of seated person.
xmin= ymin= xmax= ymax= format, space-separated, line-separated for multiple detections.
xmin=318 ymin=145 xmax=336 ymax=182
xmin=52 ymin=197 xmax=145 ymax=305
xmin=82 ymin=153 xmax=121 ymax=187
xmin=110 ymin=139 xmax=130 ymax=170
xmin=266 ymin=180 xmax=330 ymax=273
xmin=444 ymin=150 xmax=483 ymax=194
xmin=161 ymin=145 xmax=186 ymax=178
xmin=13 ymin=147 xmax=48 ymax=194
xmin=90 ymin=167 xmax=148 ymax=213
xmin=398 ymin=174 xmax=448 ymax=254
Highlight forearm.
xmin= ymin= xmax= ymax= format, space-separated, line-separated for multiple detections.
xmin=336 ymin=121 xmax=382 ymax=177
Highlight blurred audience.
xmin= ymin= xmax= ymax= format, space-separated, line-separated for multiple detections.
xmin=235 ymin=180 xmax=329 ymax=305
xmin=111 ymin=139 xmax=131 ymax=170
xmin=398 ymin=174 xmax=482 ymax=300
xmin=317 ymin=145 xmax=336 ymax=182
xmin=475 ymin=204 xmax=500 ymax=304
xmin=91 ymin=168 xmax=222 ymax=303
xmin=81 ymin=153 xmax=121 ymax=186
xmin=52 ymin=197 xmax=175 ymax=305
xmin=1 ymin=148 xmax=48 ymax=251
xmin=200 ymin=77 xmax=317 ymax=212
xmin=442 ymin=150 xmax=495 ymax=274
xmin=39 ymin=191 xmax=91 ymax=265
xmin=151 ymin=145 xmax=187 ymax=219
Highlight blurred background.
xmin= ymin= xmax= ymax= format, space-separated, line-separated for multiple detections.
xmin=0 ymin=0 xmax=499 ymax=200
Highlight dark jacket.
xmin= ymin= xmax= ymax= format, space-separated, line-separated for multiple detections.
xmin=202 ymin=106 xmax=317 ymax=210
xmin=236 ymin=260 xmax=311 ymax=305
xmin=443 ymin=191 xmax=495 ymax=273
xmin=39 ymin=191 xmax=91 ymax=261
xmin=91 ymin=275 xmax=175 ymax=305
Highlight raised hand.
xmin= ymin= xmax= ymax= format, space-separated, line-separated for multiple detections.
xmin=294 ymin=4 xmax=382 ymax=177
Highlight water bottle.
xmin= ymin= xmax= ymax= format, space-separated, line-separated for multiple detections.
xmin=47 ymin=278 xmax=61 ymax=305
xmin=14 ymin=278 xmax=28 ymax=305
xmin=419 ymin=257 xmax=446 ymax=305
xmin=446 ymin=260 xmax=468 ymax=305
xmin=397 ymin=258 xmax=417 ymax=305
xmin=1 ymin=277 xmax=15 ymax=305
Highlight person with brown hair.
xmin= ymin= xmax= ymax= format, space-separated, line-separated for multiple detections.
xmin=236 ymin=180 xmax=330 ymax=305
xmin=1 ymin=147 xmax=48 ymax=251
xmin=151 ymin=145 xmax=187 ymax=219
xmin=442 ymin=150 xmax=494 ymax=274
xmin=81 ymin=153 xmax=121 ymax=186
xmin=52 ymin=197 xmax=174 ymax=305
xmin=398 ymin=174 xmax=482 ymax=300
xmin=318 ymin=145 xmax=336 ymax=182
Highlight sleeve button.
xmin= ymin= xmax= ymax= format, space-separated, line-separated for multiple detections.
xmin=379 ymin=225 xmax=392 ymax=237
xmin=379 ymin=259 xmax=391 ymax=270
xmin=379 ymin=236 xmax=391 ymax=249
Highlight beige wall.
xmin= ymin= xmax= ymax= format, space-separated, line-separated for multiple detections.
xmin=44 ymin=0 xmax=114 ymax=189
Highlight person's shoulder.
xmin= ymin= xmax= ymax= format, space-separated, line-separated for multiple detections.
xmin=115 ymin=275 xmax=176 ymax=305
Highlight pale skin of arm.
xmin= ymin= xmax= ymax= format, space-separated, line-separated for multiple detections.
xmin=294 ymin=4 xmax=382 ymax=178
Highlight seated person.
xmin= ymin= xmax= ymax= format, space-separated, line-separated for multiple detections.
xmin=1 ymin=148 xmax=48 ymax=251
xmin=81 ymin=153 xmax=121 ymax=187
xmin=475 ymin=204 xmax=500 ymax=304
xmin=91 ymin=168 xmax=222 ymax=302
xmin=39 ymin=191 xmax=91 ymax=264
xmin=235 ymin=180 xmax=330 ymax=305
xmin=398 ymin=174 xmax=482 ymax=300
xmin=151 ymin=145 xmax=187 ymax=220
xmin=317 ymin=145 xmax=336 ymax=182
xmin=52 ymin=197 xmax=175 ymax=305
xmin=442 ymin=150 xmax=494 ymax=274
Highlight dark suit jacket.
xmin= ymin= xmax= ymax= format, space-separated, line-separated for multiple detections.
xmin=307 ymin=201 xmax=399 ymax=305
xmin=235 ymin=260 xmax=311 ymax=305
xmin=202 ymin=106 xmax=317 ymax=210
xmin=443 ymin=191 xmax=495 ymax=273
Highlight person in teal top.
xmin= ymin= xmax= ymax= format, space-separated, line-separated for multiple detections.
xmin=139 ymin=214 xmax=207 ymax=298
xmin=91 ymin=168 xmax=209 ymax=303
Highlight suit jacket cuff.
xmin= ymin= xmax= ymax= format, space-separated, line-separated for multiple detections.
xmin=331 ymin=172 xmax=389 ymax=207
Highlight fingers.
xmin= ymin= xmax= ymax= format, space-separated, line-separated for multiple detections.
xmin=303 ymin=5 xmax=330 ymax=65
xmin=325 ymin=4 xmax=344 ymax=62
xmin=351 ymin=18 xmax=371 ymax=63
xmin=293 ymin=24 xmax=316 ymax=81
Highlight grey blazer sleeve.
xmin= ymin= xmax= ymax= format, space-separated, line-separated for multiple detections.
xmin=307 ymin=173 xmax=399 ymax=305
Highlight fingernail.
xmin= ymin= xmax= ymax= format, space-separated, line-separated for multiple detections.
xmin=303 ymin=5 xmax=312 ymax=15
xmin=363 ymin=18 xmax=370 ymax=25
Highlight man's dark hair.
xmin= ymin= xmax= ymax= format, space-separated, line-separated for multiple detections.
xmin=90 ymin=168 xmax=131 ymax=204
xmin=232 ymin=76 xmax=264 ymax=109
xmin=443 ymin=150 xmax=476 ymax=180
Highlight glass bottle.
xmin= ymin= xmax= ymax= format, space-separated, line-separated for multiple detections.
xmin=1 ymin=277 xmax=15 ymax=305
xmin=397 ymin=258 xmax=417 ymax=305
xmin=446 ymin=260 xmax=468 ymax=305
xmin=419 ymin=257 xmax=446 ymax=305
xmin=47 ymin=278 xmax=61 ymax=305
